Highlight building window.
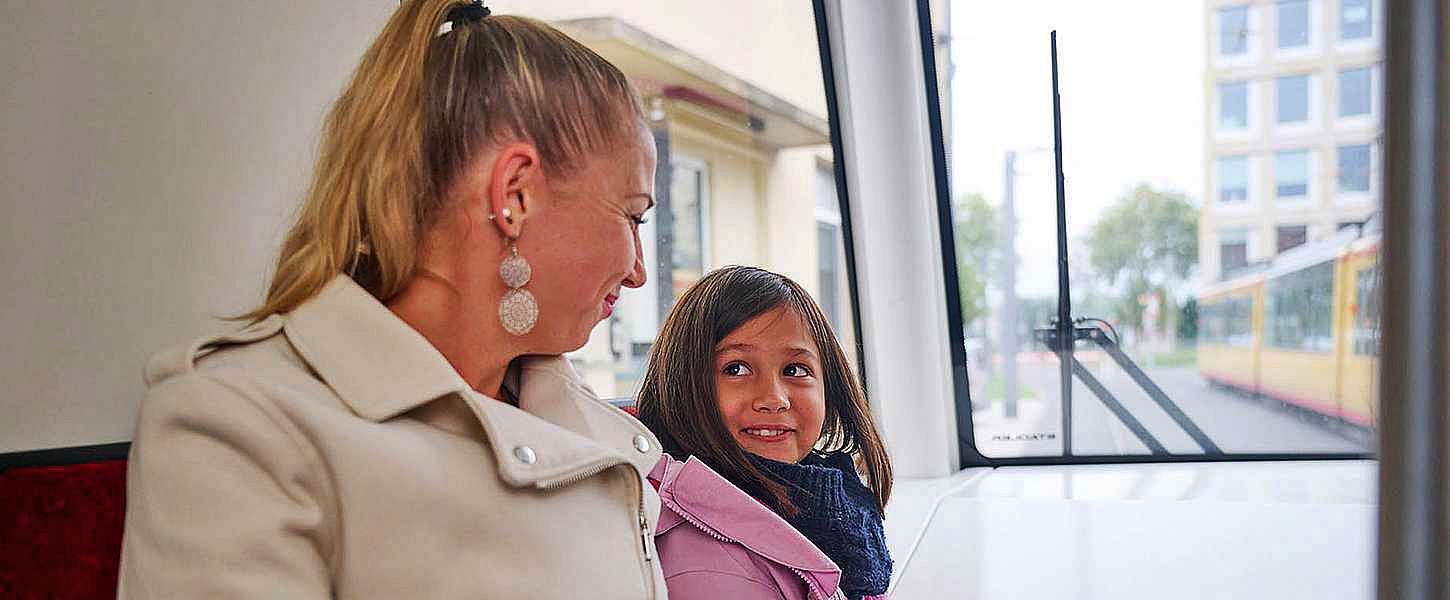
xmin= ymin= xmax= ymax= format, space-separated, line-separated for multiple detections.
xmin=1338 ymin=144 xmax=1372 ymax=193
xmin=1339 ymin=67 xmax=1373 ymax=117
xmin=666 ymin=157 xmax=708 ymax=305
xmin=1220 ymin=228 xmax=1250 ymax=276
xmin=1277 ymin=0 xmax=1311 ymax=49
xmin=1217 ymin=155 xmax=1250 ymax=204
xmin=1341 ymin=0 xmax=1373 ymax=41
xmin=1276 ymin=75 xmax=1311 ymax=124
xmin=1276 ymin=224 xmax=1308 ymax=253
xmin=815 ymin=167 xmax=844 ymax=332
xmin=1275 ymin=150 xmax=1311 ymax=200
xmin=1218 ymin=81 xmax=1249 ymax=130
xmin=1219 ymin=5 xmax=1251 ymax=55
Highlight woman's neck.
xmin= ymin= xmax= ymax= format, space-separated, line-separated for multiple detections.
xmin=385 ymin=267 xmax=518 ymax=401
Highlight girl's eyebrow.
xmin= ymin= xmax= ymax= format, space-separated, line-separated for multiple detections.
xmin=715 ymin=343 xmax=817 ymax=359
xmin=715 ymin=342 xmax=756 ymax=354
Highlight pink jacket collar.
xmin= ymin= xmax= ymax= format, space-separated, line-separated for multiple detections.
xmin=649 ymin=454 xmax=842 ymax=592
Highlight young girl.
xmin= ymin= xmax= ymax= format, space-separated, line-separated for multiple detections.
xmin=635 ymin=266 xmax=893 ymax=600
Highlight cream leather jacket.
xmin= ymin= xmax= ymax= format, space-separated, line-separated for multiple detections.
xmin=119 ymin=275 xmax=667 ymax=599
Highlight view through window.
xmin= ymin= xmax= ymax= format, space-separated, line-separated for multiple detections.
xmin=932 ymin=0 xmax=1382 ymax=457
xmin=489 ymin=2 xmax=856 ymax=402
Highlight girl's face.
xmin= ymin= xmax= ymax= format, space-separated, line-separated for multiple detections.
xmin=713 ymin=306 xmax=827 ymax=463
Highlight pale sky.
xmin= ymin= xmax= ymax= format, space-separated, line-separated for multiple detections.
xmin=948 ymin=1 xmax=1207 ymax=297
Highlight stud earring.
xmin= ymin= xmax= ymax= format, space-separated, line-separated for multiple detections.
xmin=487 ymin=207 xmax=515 ymax=224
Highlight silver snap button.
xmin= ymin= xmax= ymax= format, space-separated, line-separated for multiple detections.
xmin=513 ymin=445 xmax=537 ymax=464
xmin=632 ymin=434 xmax=651 ymax=453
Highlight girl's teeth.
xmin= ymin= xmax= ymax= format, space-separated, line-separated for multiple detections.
xmin=747 ymin=429 xmax=785 ymax=436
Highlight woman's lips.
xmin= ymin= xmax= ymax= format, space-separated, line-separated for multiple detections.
xmin=602 ymin=294 xmax=618 ymax=318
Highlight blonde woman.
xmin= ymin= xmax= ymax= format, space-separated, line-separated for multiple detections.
xmin=119 ymin=2 xmax=666 ymax=597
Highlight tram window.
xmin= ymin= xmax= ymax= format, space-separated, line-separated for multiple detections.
xmin=1266 ymin=261 xmax=1335 ymax=352
xmin=928 ymin=0 xmax=1380 ymax=458
xmin=474 ymin=2 xmax=859 ymax=400
xmin=1353 ymin=265 xmax=1380 ymax=356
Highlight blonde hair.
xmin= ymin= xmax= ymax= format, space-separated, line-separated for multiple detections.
xmin=241 ymin=1 xmax=644 ymax=321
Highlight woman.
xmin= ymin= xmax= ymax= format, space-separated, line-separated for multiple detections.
xmin=119 ymin=2 xmax=667 ymax=598
xmin=636 ymin=266 xmax=894 ymax=600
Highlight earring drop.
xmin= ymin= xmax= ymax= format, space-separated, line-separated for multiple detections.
xmin=498 ymin=240 xmax=537 ymax=336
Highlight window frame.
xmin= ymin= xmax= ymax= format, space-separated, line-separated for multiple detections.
xmin=833 ymin=0 xmax=1379 ymax=468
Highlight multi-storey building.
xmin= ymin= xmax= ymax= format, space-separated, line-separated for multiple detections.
xmin=1201 ymin=0 xmax=1383 ymax=282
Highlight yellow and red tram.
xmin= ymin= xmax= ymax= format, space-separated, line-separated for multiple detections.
xmin=1198 ymin=229 xmax=1381 ymax=428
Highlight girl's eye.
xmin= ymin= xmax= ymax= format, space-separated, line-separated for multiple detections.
xmin=722 ymin=361 xmax=753 ymax=377
xmin=783 ymin=364 xmax=813 ymax=378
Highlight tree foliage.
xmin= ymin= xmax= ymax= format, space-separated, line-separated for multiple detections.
xmin=953 ymin=193 xmax=998 ymax=334
xmin=1084 ymin=185 xmax=1198 ymax=334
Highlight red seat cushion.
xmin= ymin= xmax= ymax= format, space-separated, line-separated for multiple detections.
xmin=0 ymin=460 xmax=127 ymax=599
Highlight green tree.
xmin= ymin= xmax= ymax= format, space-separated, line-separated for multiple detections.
xmin=1084 ymin=185 xmax=1198 ymax=336
xmin=953 ymin=193 xmax=998 ymax=334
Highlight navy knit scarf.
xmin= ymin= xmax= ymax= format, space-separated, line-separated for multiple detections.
xmin=752 ymin=452 xmax=892 ymax=600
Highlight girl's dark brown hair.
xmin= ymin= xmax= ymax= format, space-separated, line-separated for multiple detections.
xmin=635 ymin=266 xmax=893 ymax=516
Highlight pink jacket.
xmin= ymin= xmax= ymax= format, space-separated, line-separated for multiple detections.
xmin=649 ymin=454 xmax=886 ymax=600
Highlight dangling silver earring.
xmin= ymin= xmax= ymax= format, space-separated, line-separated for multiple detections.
xmin=498 ymin=236 xmax=538 ymax=336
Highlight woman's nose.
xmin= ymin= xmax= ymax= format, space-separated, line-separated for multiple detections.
xmin=622 ymin=228 xmax=647 ymax=289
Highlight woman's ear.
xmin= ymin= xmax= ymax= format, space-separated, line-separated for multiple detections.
xmin=487 ymin=142 xmax=541 ymax=239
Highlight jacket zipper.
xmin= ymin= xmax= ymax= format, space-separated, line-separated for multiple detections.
xmin=665 ymin=498 xmax=832 ymax=600
xmin=539 ymin=460 xmax=656 ymax=599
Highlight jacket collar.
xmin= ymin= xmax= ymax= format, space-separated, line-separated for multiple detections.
xmin=649 ymin=454 xmax=842 ymax=589
xmin=282 ymin=275 xmax=660 ymax=487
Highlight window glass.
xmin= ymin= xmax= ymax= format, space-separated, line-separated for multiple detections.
xmin=1220 ymin=228 xmax=1250 ymax=274
xmin=1201 ymin=296 xmax=1254 ymax=347
xmin=1353 ymin=264 xmax=1381 ymax=355
xmin=1277 ymin=224 xmax=1308 ymax=252
xmin=1341 ymin=0 xmax=1373 ymax=41
xmin=1276 ymin=150 xmax=1311 ymax=200
xmin=1266 ymin=261 xmax=1335 ymax=351
xmin=1277 ymin=0 xmax=1311 ymax=48
xmin=666 ymin=157 xmax=707 ymax=303
xmin=1276 ymin=75 xmax=1310 ymax=124
xmin=529 ymin=3 xmax=851 ymax=401
xmin=1219 ymin=5 xmax=1250 ymax=55
xmin=1217 ymin=155 xmax=1249 ymax=203
xmin=931 ymin=0 xmax=1380 ymax=458
xmin=1219 ymin=81 xmax=1249 ymax=130
xmin=1340 ymin=67 xmax=1373 ymax=117
xmin=1338 ymin=144 xmax=1372 ymax=192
